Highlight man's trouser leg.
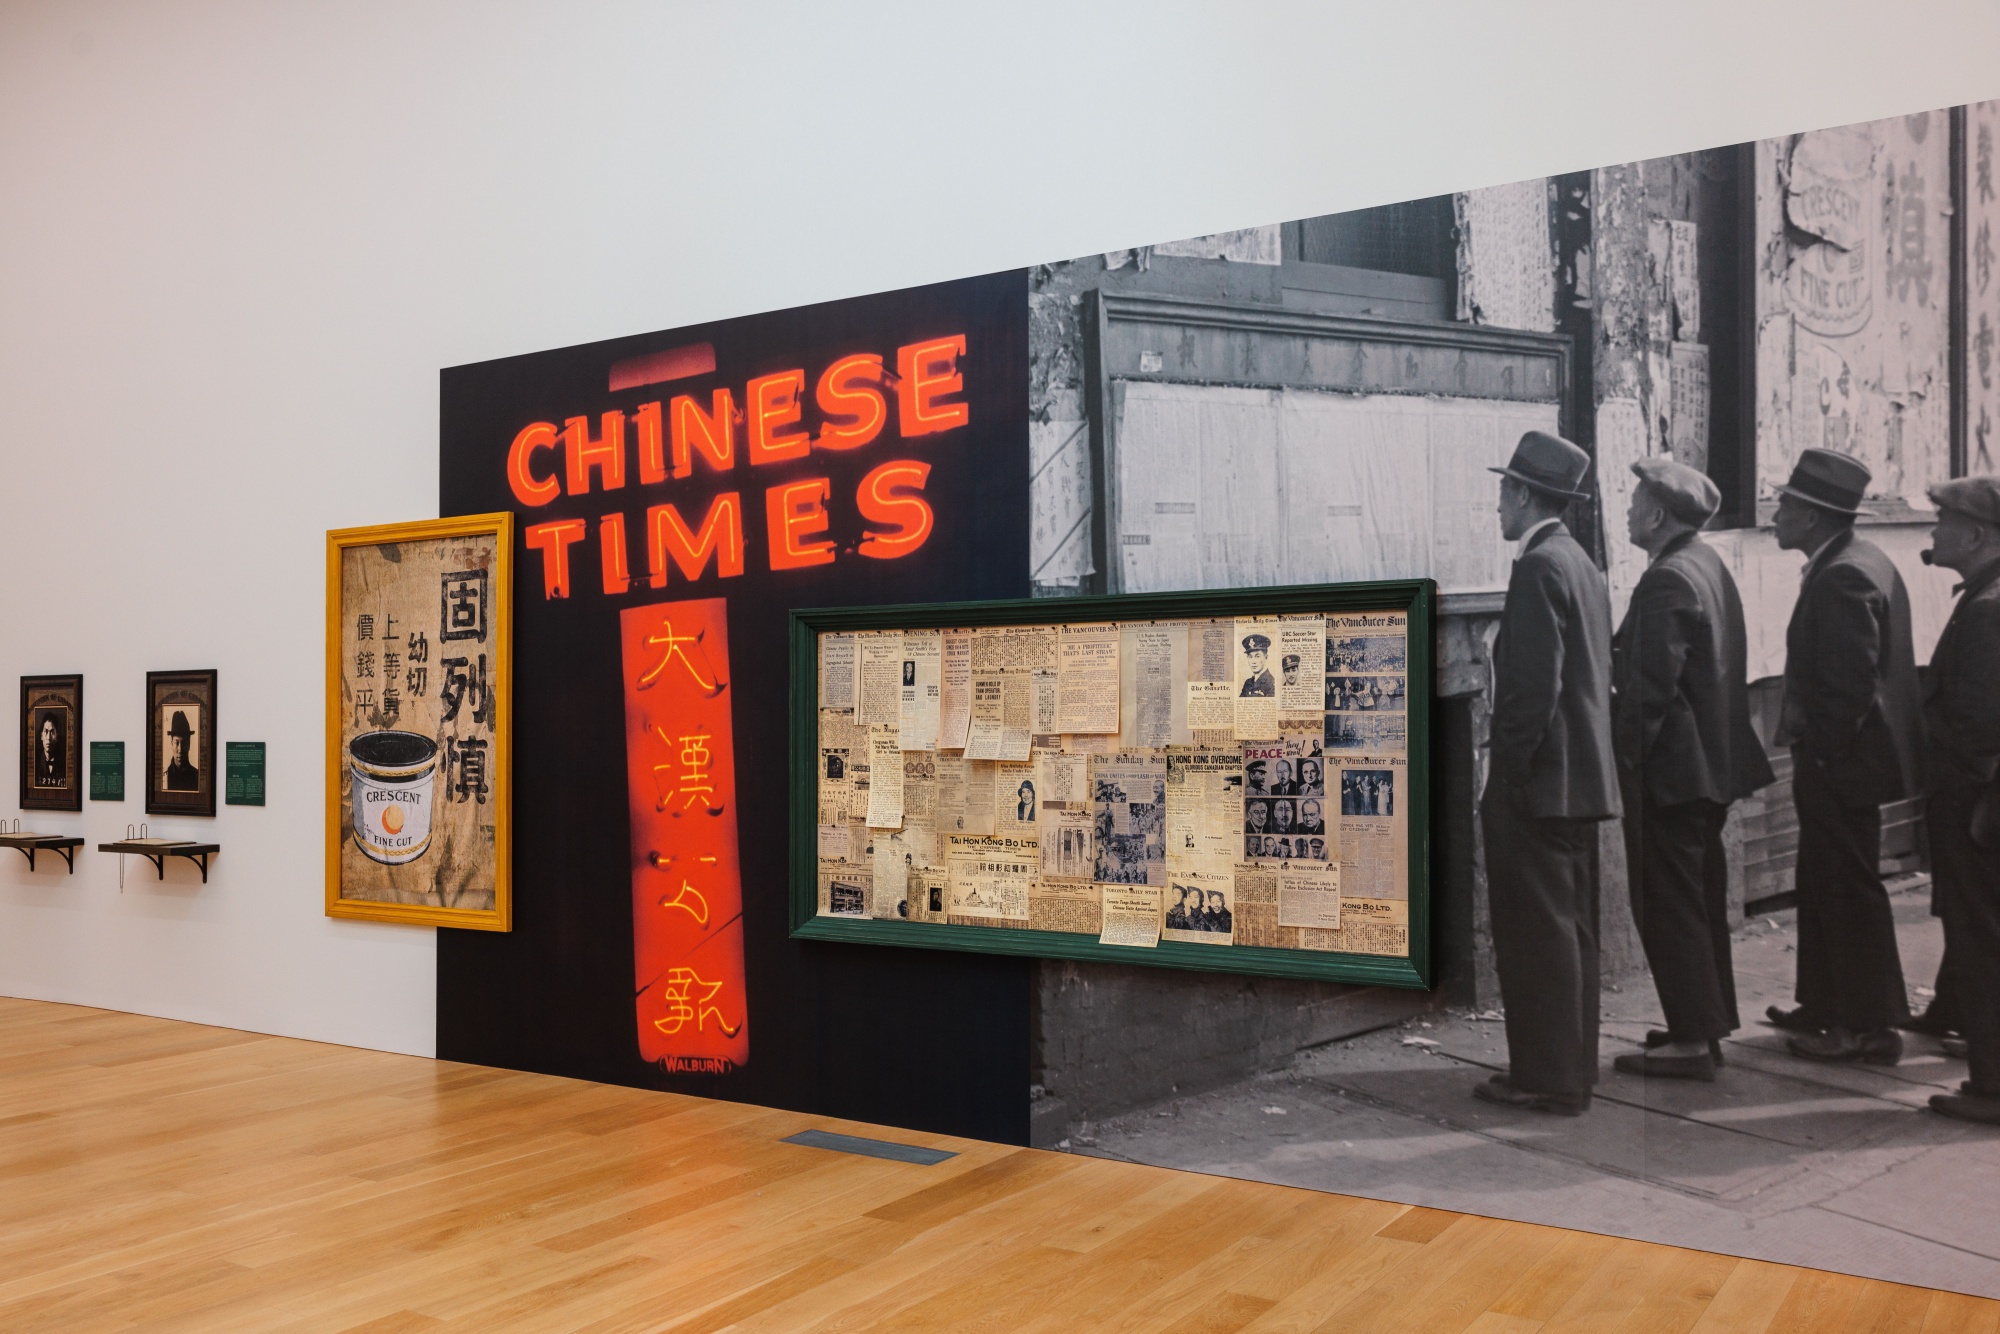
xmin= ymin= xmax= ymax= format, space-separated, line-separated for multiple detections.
xmin=1484 ymin=785 xmax=1601 ymax=1095
xmin=1932 ymin=788 xmax=2000 ymax=1095
xmin=1628 ymin=797 xmax=1733 ymax=1043
xmin=1791 ymin=753 xmax=1907 ymax=1032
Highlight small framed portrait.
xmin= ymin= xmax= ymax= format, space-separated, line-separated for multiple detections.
xmin=146 ymin=670 xmax=218 ymax=817
xmin=20 ymin=675 xmax=84 ymax=813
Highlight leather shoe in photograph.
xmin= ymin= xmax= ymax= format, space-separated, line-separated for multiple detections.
xmin=1471 ymin=1074 xmax=1591 ymax=1116
xmin=1787 ymin=1027 xmax=1903 ymax=1066
xmin=1929 ymin=1091 xmax=2000 ymax=1126
xmin=1900 ymin=1005 xmax=1958 ymax=1038
xmin=1765 ymin=1004 xmax=1824 ymax=1033
xmin=1614 ymin=1050 xmax=1716 ymax=1081
xmin=1644 ymin=1030 xmax=1725 ymax=1065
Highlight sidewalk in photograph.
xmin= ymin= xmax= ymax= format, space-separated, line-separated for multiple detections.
xmin=1071 ymin=881 xmax=2000 ymax=1298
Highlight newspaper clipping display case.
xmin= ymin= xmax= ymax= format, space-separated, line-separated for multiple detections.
xmin=790 ymin=580 xmax=1432 ymax=987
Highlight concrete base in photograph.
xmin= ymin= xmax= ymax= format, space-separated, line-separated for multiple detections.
xmin=1069 ymin=879 xmax=2000 ymax=1299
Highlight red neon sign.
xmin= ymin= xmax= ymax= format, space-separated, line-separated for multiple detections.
xmin=506 ymin=334 xmax=970 ymax=599
xmin=621 ymin=596 xmax=749 ymax=1075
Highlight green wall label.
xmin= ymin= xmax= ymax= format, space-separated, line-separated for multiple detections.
xmin=89 ymin=741 xmax=124 ymax=801
xmin=225 ymin=742 xmax=266 ymax=807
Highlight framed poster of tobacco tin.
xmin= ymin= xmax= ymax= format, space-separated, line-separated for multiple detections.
xmin=146 ymin=670 xmax=217 ymax=817
xmin=325 ymin=513 xmax=514 ymax=931
xmin=20 ymin=674 xmax=84 ymax=813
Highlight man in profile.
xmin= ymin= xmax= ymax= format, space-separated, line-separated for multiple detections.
xmin=1916 ymin=477 xmax=2000 ymax=1124
xmin=1611 ymin=459 xmax=1773 ymax=1081
xmin=164 ymin=711 xmax=199 ymax=791
xmin=1240 ymin=634 xmax=1275 ymax=697
xmin=1768 ymin=450 xmax=1924 ymax=1065
xmin=34 ymin=714 xmax=63 ymax=787
xmin=1476 ymin=430 xmax=1620 ymax=1116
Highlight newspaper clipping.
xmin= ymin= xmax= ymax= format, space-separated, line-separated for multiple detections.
xmin=1163 ymin=871 xmax=1234 ymax=946
xmin=1100 ymin=885 xmax=1163 ymax=948
xmin=945 ymin=833 xmax=1035 ymax=921
xmin=1091 ymin=751 xmax=1167 ymax=886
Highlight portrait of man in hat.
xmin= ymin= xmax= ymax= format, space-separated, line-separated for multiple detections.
xmin=1611 ymin=457 xmax=1774 ymax=1082
xmin=1475 ymin=429 xmax=1621 ymax=1117
xmin=1914 ymin=475 xmax=2000 ymax=1124
xmin=164 ymin=708 xmax=200 ymax=791
xmin=1767 ymin=448 xmax=1924 ymax=1066
xmin=1239 ymin=633 xmax=1275 ymax=697
xmin=1281 ymin=653 xmax=1301 ymax=689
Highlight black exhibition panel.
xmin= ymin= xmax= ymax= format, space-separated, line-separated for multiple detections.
xmin=436 ymin=271 xmax=1032 ymax=1144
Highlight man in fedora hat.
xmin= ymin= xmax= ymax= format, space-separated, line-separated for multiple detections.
xmin=164 ymin=710 xmax=199 ymax=791
xmin=1916 ymin=476 xmax=2000 ymax=1124
xmin=1768 ymin=448 xmax=1924 ymax=1065
xmin=1474 ymin=430 xmax=1621 ymax=1116
xmin=1611 ymin=458 xmax=1774 ymax=1082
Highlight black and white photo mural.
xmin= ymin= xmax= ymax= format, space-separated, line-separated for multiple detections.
xmin=1022 ymin=100 xmax=2000 ymax=1297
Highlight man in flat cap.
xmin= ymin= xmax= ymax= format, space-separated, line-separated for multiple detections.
xmin=1769 ymin=448 xmax=1924 ymax=1065
xmin=1475 ymin=430 xmax=1621 ymax=1116
xmin=1240 ymin=634 xmax=1275 ymax=697
xmin=1611 ymin=458 xmax=1774 ymax=1081
xmin=1918 ymin=476 xmax=2000 ymax=1124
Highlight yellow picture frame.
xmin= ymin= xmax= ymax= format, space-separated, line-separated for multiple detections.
xmin=325 ymin=514 xmax=514 ymax=931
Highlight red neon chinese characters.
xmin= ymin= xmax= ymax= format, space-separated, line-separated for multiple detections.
xmin=897 ymin=335 xmax=969 ymax=436
xmin=764 ymin=478 xmax=836 ymax=569
xmin=524 ymin=519 xmax=587 ymax=598
xmin=508 ymin=422 xmax=561 ymax=507
xmin=813 ymin=354 xmax=887 ymax=450
xmin=622 ymin=597 xmax=748 ymax=1075
xmin=646 ymin=493 xmax=745 ymax=587
xmin=746 ymin=371 xmax=810 ymax=464
xmin=857 ymin=459 xmax=934 ymax=558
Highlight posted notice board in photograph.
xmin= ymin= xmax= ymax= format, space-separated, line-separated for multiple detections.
xmin=790 ymin=580 xmax=1432 ymax=988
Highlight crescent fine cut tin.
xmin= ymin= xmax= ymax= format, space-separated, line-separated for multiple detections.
xmin=349 ymin=730 xmax=438 ymax=865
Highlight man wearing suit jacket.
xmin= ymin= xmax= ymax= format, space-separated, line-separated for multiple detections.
xmin=1769 ymin=449 xmax=1924 ymax=1065
xmin=1610 ymin=459 xmax=1774 ymax=1082
xmin=1475 ymin=430 xmax=1622 ymax=1116
xmin=1918 ymin=477 xmax=2000 ymax=1124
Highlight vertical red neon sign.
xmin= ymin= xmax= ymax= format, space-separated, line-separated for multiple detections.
xmin=620 ymin=596 xmax=750 ymax=1073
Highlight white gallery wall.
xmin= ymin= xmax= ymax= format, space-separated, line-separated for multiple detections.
xmin=3 ymin=0 xmax=1997 ymax=1058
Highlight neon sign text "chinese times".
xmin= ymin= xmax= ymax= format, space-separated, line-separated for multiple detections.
xmin=506 ymin=336 xmax=967 ymax=599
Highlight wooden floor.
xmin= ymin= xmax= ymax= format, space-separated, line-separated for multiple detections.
xmin=0 ymin=1000 xmax=1994 ymax=1333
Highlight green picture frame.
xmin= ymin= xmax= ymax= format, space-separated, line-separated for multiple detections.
xmin=788 ymin=579 xmax=1435 ymax=989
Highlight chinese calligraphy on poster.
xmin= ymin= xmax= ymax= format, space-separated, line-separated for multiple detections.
xmin=326 ymin=515 xmax=512 ymax=929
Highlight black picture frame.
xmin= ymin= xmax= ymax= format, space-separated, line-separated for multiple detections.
xmin=788 ymin=579 xmax=1435 ymax=989
xmin=20 ymin=675 xmax=84 ymax=813
xmin=146 ymin=670 xmax=218 ymax=817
